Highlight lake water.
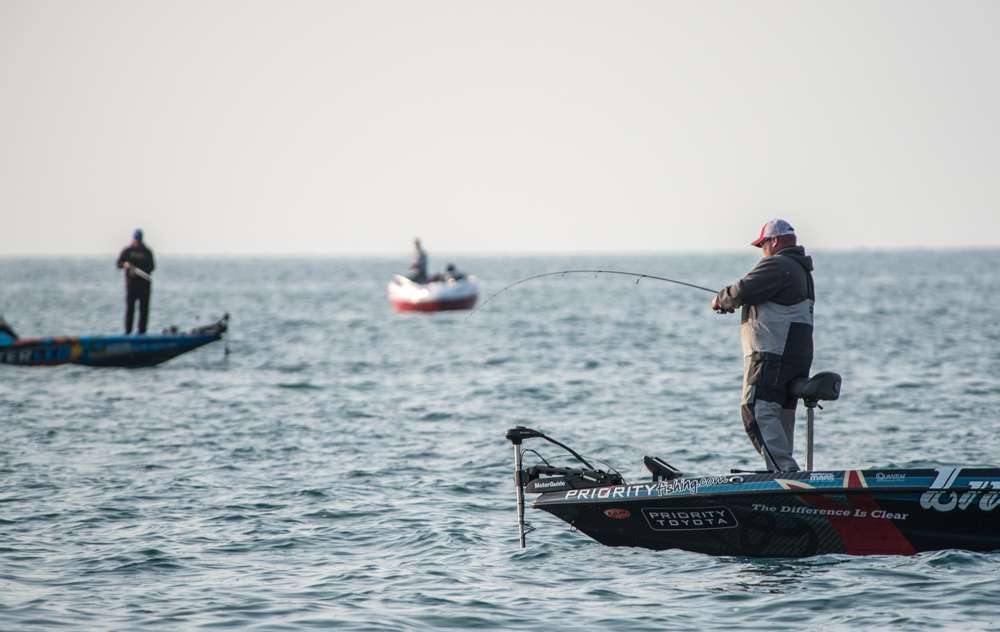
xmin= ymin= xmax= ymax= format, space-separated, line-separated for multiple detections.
xmin=2 ymin=251 xmax=999 ymax=630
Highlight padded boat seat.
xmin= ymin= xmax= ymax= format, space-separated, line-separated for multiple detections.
xmin=790 ymin=371 xmax=842 ymax=406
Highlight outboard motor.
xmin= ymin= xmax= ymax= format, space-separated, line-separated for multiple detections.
xmin=789 ymin=371 xmax=842 ymax=470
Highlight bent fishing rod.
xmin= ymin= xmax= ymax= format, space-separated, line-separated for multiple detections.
xmin=469 ymin=269 xmax=719 ymax=316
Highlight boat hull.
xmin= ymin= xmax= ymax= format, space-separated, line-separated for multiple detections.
xmin=387 ymin=275 xmax=479 ymax=313
xmin=0 ymin=318 xmax=227 ymax=368
xmin=389 ymin=295 xmax=478 ymax=312
xmin=534 ymin=468 xmax=1000 ymax=557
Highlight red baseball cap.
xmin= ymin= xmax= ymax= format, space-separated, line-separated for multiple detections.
xmin=751 ymin=219 xmax=795 ymax=247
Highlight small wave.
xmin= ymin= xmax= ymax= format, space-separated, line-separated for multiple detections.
xmin=343 ymin=409 xmax=376 ymax=419
xmin=86 ymin=549 xmax=182 ymax=575
xmin=296 ymin=488 xmax=327 ymax=499
xmin=303 ymin=508 xmax=379 ymax=520
xmin=347 ymin=380 xmax=378 ymax=391
xmin=270 ymin=362 xmax=309 ymax=373
xmin=419 ymin=412 xmax=453 ymax=421
xmin=894 ymin=381 xmax=929 ymax=389
xmin=276 ymin=381 xmax=321 ymax=390
xmin=222 ymin=502 xmax=286 ymax=511
xmin=964 ymin=386 xmax=1000 ymax=396
xmin=513 ymin=386 xmax=553 ymax=401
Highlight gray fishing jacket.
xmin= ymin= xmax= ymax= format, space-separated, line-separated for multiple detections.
xmin=715 ymin=246 xmax=815 ymax=359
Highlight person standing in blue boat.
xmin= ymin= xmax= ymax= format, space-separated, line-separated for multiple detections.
xmin=711 ymin=219 xmax=815 ymax=473
xmin=116 ymin=229 xmax=155 ymax=334
xmin=409 ymin=238 xmax=428 ymax=283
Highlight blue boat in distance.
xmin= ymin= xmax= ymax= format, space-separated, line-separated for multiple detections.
xmin=0 ymin=315 xmax=228 ymax=368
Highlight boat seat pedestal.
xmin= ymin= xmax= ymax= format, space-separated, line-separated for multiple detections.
xmin=790 ymin=371 xmax=841 ymax=408
xmin=789 ymin=371 xmax=842 ymax=472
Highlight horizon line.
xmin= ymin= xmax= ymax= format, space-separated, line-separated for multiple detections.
xmin=1 ymin=244 xmax=999 ymax=258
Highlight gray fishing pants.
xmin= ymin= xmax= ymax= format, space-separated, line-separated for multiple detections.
xmin=741 ymin=352 xmax=811 ymax=472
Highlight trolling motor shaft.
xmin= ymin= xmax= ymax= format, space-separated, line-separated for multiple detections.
xmin=506 ymin=427 xmax=541 ymax=548
xmin=513 ymin=441 xmax=526 ymax=548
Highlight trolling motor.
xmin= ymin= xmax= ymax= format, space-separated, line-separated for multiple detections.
xmin=790 ymin=371 xmax=842 ymax=470
xmin=505 ymin=427 xmax=624 ymax=548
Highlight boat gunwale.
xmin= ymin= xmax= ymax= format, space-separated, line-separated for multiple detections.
xmin=534 ymin=484 xmax=997 ymax=506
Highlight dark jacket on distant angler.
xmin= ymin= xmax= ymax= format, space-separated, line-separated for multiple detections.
xmin=117 ymin=243 xmax=155 ymax=286
xmin=117 ymin=242 xmax=155 ymax=334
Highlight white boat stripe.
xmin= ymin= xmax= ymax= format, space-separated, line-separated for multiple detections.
xmin=929 ymin=466 xmax=960 ymax=490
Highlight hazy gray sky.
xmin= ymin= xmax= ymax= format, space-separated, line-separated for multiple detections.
xmin=2 ymin=0 xmax=997 ymax=255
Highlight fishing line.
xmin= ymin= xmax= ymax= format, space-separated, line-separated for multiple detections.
xmin=469 ymin=269 xmax=719 ymax=316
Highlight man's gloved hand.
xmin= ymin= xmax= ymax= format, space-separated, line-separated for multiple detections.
xmin=711 ymin=296 xmax=734 ymax=314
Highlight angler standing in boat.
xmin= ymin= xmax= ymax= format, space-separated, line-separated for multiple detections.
xmin=116 ymin=229 xmax=155 ymax=334
xmin=711 ymin=219 xmax=814 ymax=472
xmin=409 ymin=238 xmax=428 ymax=283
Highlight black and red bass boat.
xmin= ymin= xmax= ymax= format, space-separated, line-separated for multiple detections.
xmin=506 ymin=372 xmax=1000 ymax=557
